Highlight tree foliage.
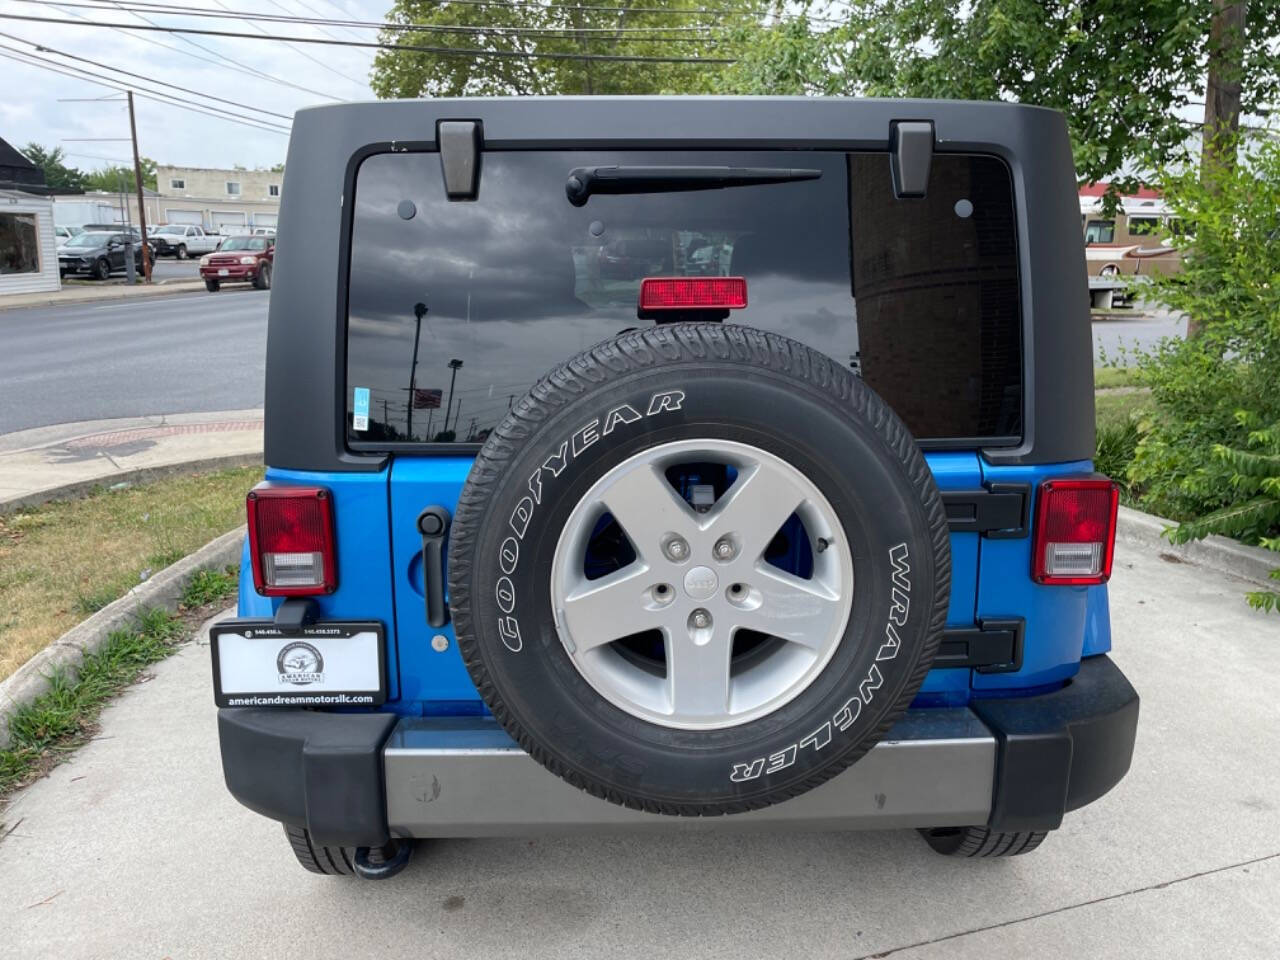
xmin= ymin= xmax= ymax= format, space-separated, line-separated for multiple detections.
xmin=717 ymin=1 xmax=1280 ymax=199
xmin=82 ymin=158 xmax=158 ymax=194
xmin=370 ymin=0 xmax=762 ymax=98
xmin=20 ymin=144 xmax=158 ymax=193
xmin=1125 ymin=134 xmax=1280 ymax=532
xmin=21 ymin=143 xmax=86 ymax=190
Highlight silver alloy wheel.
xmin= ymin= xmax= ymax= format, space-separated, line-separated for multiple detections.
xmin=550 ymin=438 xmax=854 ymax=731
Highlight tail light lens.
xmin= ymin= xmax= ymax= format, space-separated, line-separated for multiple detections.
xmin=639 ymin=276 xmax=747 ymax=312
xmin=1031 ymin=478 xmax=1120 ymax=585
xmin=247 ymin=484 xmax=336 ymax=596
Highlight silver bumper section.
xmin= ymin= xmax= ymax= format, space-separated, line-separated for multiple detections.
xmin=383 ymin=709 xmax=995 ymax=838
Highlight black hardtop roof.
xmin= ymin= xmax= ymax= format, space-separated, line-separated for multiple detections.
xmin=264 ymin=96 xmax=1093 ymax=472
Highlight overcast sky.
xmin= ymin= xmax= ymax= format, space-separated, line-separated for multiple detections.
xmin=0 ymin=0 xmax=384 ymax=171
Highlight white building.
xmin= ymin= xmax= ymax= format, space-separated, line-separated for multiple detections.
xmin=0 ymin=188 xmax=60 ymax=296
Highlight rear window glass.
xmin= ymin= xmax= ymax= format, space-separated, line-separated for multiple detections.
xmin=346 ymin=150 xmax=1021 ymax=445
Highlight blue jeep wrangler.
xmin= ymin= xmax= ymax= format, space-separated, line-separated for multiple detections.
xmin=212 ymin=98 xmax=1138 ymax=877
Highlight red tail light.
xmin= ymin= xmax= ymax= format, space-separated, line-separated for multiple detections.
xmin=247 ymin=484 xmax=336 ymax=596
xmin=639 ymin=276 xmax=747 ymax=312
xmin=1031 ymin=478 xmax=1119 ymax=585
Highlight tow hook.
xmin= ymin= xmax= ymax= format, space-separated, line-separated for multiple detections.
xmin=353 ymin=839 xmax=413 ymax=880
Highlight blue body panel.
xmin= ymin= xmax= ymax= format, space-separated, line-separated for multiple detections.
xmin=916 ymin=452 xmax=982 ymax=702
xmin=971 ymin=459 xmax=1102 ymax=691
xmin=238 ymin=466 xmax=403 ymax=702
xmin=237 ymin=454 xmax=1112 ymax=713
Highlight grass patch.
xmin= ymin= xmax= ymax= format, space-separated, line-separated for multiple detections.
xmin=0 ymin=465 xmax=260 ymax=684
xmin=1096 ymin=389 xmax=1155 ymax=434
xmin=1094 ymin=366 xmax=1147 ymax=390
xmin=181 ymin=567 xmax=239 ymax=608
xmin=0 ymin=607 xmax=179 ymax=798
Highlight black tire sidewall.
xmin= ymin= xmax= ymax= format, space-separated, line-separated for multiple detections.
xmin=453 ymin=339 xmax=947 ymax=811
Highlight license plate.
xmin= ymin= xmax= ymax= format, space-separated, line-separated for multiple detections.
xmin=211 ymin=621 xmax=386 ymax=708
xmin=218 ymin=268 xmax=230 ymax=276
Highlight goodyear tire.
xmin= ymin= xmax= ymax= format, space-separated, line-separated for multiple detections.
xmin=448 ymin=324 xmax=950 ymax=815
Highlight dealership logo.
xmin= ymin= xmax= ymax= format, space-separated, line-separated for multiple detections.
xmin=277 ymin=641 xmax=325 ymax=685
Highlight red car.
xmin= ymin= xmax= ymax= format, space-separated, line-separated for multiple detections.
xmin=200 ymin=235 xmax=274 ymax=291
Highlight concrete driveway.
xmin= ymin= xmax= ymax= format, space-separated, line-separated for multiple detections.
xmin=2 ymin=536 xmax=1277 ymax=960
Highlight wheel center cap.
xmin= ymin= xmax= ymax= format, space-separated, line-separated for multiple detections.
xmin=683 ymin=565 xmax=718 ymax=600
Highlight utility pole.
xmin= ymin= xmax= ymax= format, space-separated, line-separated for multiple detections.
xmin=406 ymin=302 xmax=427 ymax=439
xmin=127 ymin=91 xmax=152 ymax=283
xmin=452 ymin=398 xmax=463 ymax=436
xmin=443 ymin=358 xmax=463 ymax=439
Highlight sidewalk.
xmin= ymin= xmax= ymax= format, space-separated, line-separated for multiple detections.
xmin=0 ymin=410 xmax=263 ymax=511
xmin=0 ymin=278 xmax=207 ymax=312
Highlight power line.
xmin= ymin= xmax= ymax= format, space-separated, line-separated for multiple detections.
xmin=79 ymin=0 xmax=347 ymax=101
xmin=0 ymin=45 xmax=292 ymax=134
xmin=82 ymin=0 xmax=749 ymax=17
xmin=0 ymin=11 xmax=738 ymax=63
xmin=207 ymin=0 xmax=367 ymax=89
xmin=0 ymin=29 xmax=295 ymax=120
xmin=45 ymin=0 xmax=728 ymax=38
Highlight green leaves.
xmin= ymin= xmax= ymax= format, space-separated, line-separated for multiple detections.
xmin=370 ymin=0 xmax=762 ymax=98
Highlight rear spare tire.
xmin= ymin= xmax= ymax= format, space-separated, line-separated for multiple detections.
xmin=448 ymin=324 xmax=950 ymax=815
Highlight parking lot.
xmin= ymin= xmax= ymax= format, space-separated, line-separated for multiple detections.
xmin=1 ymin=532 xmax=1276 ymax=960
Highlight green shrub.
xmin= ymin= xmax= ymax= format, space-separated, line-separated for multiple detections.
xmin=1096 ymin=419 xmax=1141 ymax=490
xmin=1127 ymin=135 xmax=1280 ymax=526
xmin=1168 ymin=414 xmax=1280 ymax=613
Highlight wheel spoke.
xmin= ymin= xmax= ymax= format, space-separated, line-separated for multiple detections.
xmin=558 ymin=565 xmax=653 ymax=651
xmin=743 ymin=565 xmax=845 ymax=651
xmin=710 ymin=461 xmax=806 ymax=556
xmin=599 ymin=463 xmax=698 ymax=556
xmin=665 ymin=626 xmax=734 ymax=717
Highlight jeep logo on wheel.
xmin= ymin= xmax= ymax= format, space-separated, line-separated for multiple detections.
xmin=277 ymin=641 xmax=325 ymax=685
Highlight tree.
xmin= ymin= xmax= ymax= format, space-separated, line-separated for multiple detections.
xmin=20 ymin=143 xmax=86 ymax=190
xmin=717 ymin=1 xmax=1280 ymax=206
xmin=82 ymin=157 xmax=158 ymax=194
xmin=370 ymin=0 xmax=762 ymax=98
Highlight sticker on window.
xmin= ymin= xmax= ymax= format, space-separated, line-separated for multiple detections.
xmin=353 ymin=387 xmax=370 ymax=432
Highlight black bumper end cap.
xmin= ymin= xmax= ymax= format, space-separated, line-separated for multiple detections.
xmin=217 ymin=708 xmax=397 ymax=848
xmin=972 ymin=654 xmax=1139 ymax=833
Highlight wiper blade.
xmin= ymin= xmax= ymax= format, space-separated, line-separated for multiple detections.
xmin=565 ymin=165 xmax=822 ymax=206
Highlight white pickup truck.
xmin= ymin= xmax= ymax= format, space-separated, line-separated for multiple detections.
xmin=148 ymin=224 xmax=222 ymax=259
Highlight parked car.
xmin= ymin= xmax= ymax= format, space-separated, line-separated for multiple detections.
xmin=148 ymin=223 xmax=219 ymax=259
xmin=54 ymin=225 xmax=82 ymax=242
xmin=199 ymin=235 xmax=273 ymax=291
xmin=211 ymin=99 xmax=1137 ymax=879
xmin=56 ymin=230 xmax=147 ymax=280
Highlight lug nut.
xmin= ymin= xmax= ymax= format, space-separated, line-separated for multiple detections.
xmin=713 ymin=537 xmax=735 ymax=561
xmin=691 ymin=609 xmax=711 ymax=629
xmin=664 ymin=537 xmax=690 ymax=562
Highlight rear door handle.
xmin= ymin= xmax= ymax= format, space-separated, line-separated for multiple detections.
xmin=416 ymin=506 xmax=452 ymax=628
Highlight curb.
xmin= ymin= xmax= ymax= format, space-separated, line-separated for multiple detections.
xmin=1116 ymin=505 xmax=1277 ymax=589
xmin=0 ymin=452 xmax=262 ymax=515
xmin=0 ymin=527 xmax=244 ymax=750
xmin=0 ymin=280 xmax=209 ymax=313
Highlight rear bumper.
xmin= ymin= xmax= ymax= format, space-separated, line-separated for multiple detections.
xmin=217 ymin=654 xmax=1137 ymax=846
xmin=201 ymin=265 xmax=257 ymax=281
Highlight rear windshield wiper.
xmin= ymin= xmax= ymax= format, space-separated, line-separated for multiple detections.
xmin=565 ymin=165 xmax=822 ymax=206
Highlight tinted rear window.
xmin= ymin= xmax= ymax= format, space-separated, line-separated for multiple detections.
xmin=346 ymin=150 xmax=1020 ymax=445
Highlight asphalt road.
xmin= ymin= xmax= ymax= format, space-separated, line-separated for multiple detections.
xmin=1092 ymin=305 xmax=1186 ymax=365
xmin=2 ymin=535 xmax=1277 ymax=959
xmin=1 ymin=286 xmax=1178 ymax=438
xmin=0 ymin=289 xmax=267 ymax=435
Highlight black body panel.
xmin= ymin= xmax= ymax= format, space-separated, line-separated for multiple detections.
xmin=972 ymin=654 xmax=1139 ymax=832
